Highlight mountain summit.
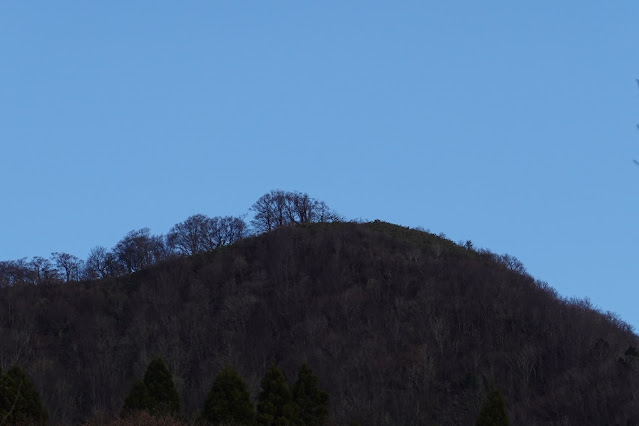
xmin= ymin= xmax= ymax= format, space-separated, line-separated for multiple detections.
xmin=0 ymin=221 xmax=637 ymax=424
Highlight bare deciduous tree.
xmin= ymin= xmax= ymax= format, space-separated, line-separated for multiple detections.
xmin=0 ymin=259 xmax=31 ymax=287
xmin=167 ymin=214 xmax=211 ymax=256
xmin=206 ymin=216 xmax=247 ymax=249
xmin=29 ymin=256 xmax=58 ymax=284
xmin=51 ymin=252 xmax=83 ymax=282
xmin=250 ymin=190 xmax=290 ymax=233
xmin=84 ymin=246 xmax=121 ymax=279
xmin=113 ymin=228 xmax=166 ymax=273
xmin=167 ymin=214 xmax=247 ymax=255
xmin=250 ymin=190 xmax=339 ymax=233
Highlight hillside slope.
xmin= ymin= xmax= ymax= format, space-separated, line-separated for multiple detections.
xmin=0 ymin=221 xmax=638 ymax=425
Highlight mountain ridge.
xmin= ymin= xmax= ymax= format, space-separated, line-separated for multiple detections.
xmin=0 ymin=220 xmax=637 ymax=425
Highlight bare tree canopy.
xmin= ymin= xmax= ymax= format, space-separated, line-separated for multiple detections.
xmin=167 ymin=214 xmax=247 ymax=255
xmin=84 ymin=246 xmax=121 ymax=279
xmin=0 ymin=189 xmax=338 ymax=284
xmin=167 ymin=214 xmax=211 ymax=256
xmin=250 ymin=190 xmax=339 ymax=233
xmin=51 ymin=252 xmax=83 ymax=282
xmin=28 ymin=256 xmax=57 ymax=284
xmin=113 ymin=228 xmax=166 ymax=274
xmin=0 ymin=259 xmax=30 ymax=287
xmin=206 ymin=216 xmax=247 ymax=249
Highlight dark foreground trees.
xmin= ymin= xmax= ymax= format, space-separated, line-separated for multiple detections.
xmin=254 ymin=362 xmax=329 ymax=426
xmin=120 ymin=362 xmax=327 ymax=425
xmin=476 ymin=384 xmax=509 ymax=426
xmin=292 ymin=364 xmax=329 ymax=426
xmin=122 ymin=357 xmax=181 ymax=419
xmin=256 ymin=363 xmax=301 ymax=426
xmin=201 ymin=366 xmax=255 ymax=425
xmin=0 ymin=365 xmax=48 ymax=425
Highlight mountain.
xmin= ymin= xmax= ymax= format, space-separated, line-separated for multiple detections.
xmin=0 ymin=221 xmax=638 ymax=425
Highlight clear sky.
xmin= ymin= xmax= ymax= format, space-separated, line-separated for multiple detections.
xmin=2 ymin=2 xmax=638 ymax=328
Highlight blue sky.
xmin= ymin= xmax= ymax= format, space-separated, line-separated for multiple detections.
xmin=2 ymin=2 xmax=638 ymax=328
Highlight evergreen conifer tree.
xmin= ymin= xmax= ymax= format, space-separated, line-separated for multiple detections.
xmin=256 ymin=362 xmax=301 ymax=426
xmin=292 ymin=363 xmax=329 ymax=426
xmin=201 ymin=366 xmax=255 ymax=425
xmin=0 ymin=365 xmax=48 ymax=425
xmin=476 ymin=384 xmax=509 ymax=426
xmin=121 ymin=379 xmax=150 ymax=417
xmin=143 ymin=357 xmax=182 ymax=417
xmin=121 ymin=357 xmax=181 ymax=418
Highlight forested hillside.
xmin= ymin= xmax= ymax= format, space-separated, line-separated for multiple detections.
xmin=1 ymin=219 xmax=638 ymax=424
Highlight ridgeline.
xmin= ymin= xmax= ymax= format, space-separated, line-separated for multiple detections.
xmin=1 ymin=220 xmax=638 ymax=424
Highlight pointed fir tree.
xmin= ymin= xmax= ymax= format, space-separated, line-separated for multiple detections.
xmin=292 ymin=363 xmax=329 ymax=426
xmin=256 ymin=362 xmax=301 ymax=426
xmin=0 ymin=365 xmax=48 ymax=425
xmin=201 ymin=366 xmax=255 ymax=425
xmin=143 ymin=357 xmax=182 ymax=417
xmin=476 ymin=384 xmax=509 ymax=426
xmin=121 ymin=357 xmax=181 ymax=418
xmin=121 ymin=378 xmax=151 ymax=417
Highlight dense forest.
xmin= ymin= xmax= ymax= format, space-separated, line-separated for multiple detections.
xmin=1 ymin=191 xmax=638 ymax=424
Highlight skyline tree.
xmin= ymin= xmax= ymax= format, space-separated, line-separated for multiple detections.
xmin=0 ymin=189 xmax=337 ymax=285
xmin=51 ymin=251 xmax=83 ymax=282
xmin=250 ymin=190 xmax=339 ymax=233
xmin=114 ymin=228 xmax=167 ymax=274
